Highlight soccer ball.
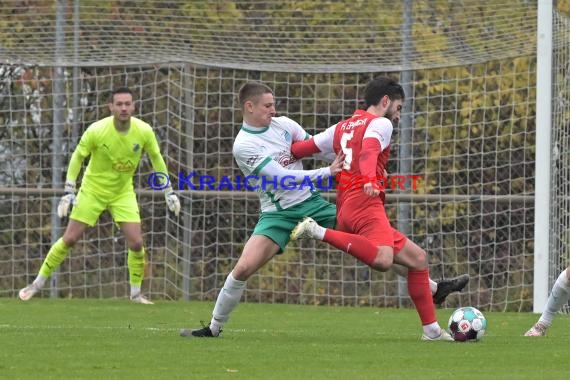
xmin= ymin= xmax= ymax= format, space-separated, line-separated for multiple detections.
xmin=448 ymin=306 xmax=487 ymax=342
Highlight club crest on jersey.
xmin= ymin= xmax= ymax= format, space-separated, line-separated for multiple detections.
xmin=282 ymin=130 xmax=291 ymax=143
xmin=113 ymin=160 xmax=135 ymax=172
xmin=276 ymin=150 xmax=297 ymax=167
xmin=133 ymin=143 xmax=140 ymax=152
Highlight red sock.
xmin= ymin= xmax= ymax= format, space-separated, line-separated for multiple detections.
xmin=407 ymin=269 xmax=436 ymax=325
xmin=323 ymin=229 xmax=377 ymax=266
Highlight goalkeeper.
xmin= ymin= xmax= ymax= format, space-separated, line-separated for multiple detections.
xmin=19 ymin=87 xmax=180 ymax=304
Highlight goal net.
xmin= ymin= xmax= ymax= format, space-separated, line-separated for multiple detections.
xmin=0 ymin=0 xmax=565 ymax=312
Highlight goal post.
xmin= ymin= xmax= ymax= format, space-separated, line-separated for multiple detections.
xmin=533 ymin=0 xmax=552 ymax=314
xmin=0 ymin=1 xmax=567 ymax=312
xmin=547 ymin=5 xmax=570 ymax=314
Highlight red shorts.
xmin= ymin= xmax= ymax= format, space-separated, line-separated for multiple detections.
xmin=336 ymin=195 xmax=407 ymax=253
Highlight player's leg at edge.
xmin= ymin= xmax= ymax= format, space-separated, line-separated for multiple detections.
xmin=524 ymin=267 xmax=570 ymax=337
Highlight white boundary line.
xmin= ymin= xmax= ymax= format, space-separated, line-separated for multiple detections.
xmin=0 ymin=324 xmax=252 ymax=333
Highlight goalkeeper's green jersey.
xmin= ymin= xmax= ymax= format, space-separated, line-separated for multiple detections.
xmin=67 ymin=116 xmax=168 ymax=199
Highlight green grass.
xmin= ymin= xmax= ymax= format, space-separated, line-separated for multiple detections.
xmin=1 ymin=299 xmax=568 ymax=380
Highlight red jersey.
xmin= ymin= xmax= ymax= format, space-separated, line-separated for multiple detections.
xmin=332 ymin=109 xmax=393 ymax=206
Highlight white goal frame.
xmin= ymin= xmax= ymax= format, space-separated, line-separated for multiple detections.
xmin=0 ymin=0 xmax=567 ymax=313
xmin=533 ymin=0 xmax=553 ymax=313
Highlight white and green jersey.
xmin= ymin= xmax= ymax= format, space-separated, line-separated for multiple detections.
xmin=233 ymin=116 xmax=331 ymax=212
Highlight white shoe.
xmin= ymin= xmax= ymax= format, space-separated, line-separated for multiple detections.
xmin=291 ymin=217 xmax=319 ymax=240
xmin=130 ymin=294 xmax=154 ymax=305
xmin=524 ymin=322 xmax=547 ymax=337
xmin=421 ymin=329 xmax=454 ymax=341
xmin=19 ymin=284 xmax=39 ymax=301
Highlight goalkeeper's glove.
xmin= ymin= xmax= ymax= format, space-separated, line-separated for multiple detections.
xmin=57 ymin=181 xmax=77 ymax=218
xmin=164 ymin=187 xmax=180 ymax=216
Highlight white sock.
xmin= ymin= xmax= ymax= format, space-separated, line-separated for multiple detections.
xmin=429 ymin=279 xmax=437 ymax=295
xmin=423 ymin=322 xmax=442 ymax=338
xmin=209 ymin=319 xmax=223 ymax=336
xmin=539 ymin=269 xmax=570 ymax=327
xmin=130 ymin=285 xmax=141 ymax=298
xmin=32 ymin=275 xmax=48 ymax=289
xmin=313 ymin=225 xmax=326 ymax=240
xmin=210 ymin=271 xmax=246 ymax=335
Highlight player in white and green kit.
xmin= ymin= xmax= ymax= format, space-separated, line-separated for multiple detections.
xmin=19 ymin=87 xmax=180 ymax=304
xmin=180 ymin=81 xmax=343 ymax=337
xmin=232 ymin=116 xmax=340 ymax=251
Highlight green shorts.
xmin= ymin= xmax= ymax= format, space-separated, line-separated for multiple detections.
xmin=70 ymin=188 xmax=141 ymax=227
xmin=252 ymin=193 xmax=336 ymax=253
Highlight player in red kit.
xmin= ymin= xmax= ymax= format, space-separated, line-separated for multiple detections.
xmin=291 ymin=76 xmax=453 ymax=341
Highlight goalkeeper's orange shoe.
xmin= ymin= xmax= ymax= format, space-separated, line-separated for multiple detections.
xmin=18 ymin=283 xmax=39 ymax=301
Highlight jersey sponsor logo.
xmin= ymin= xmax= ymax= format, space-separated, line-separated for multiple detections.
xmin=275 ymin=150 xmax=297 ymax=167
xmin=112 ymin=160 xmax=135 ymax=172
xmin=340 ymin=118 xmax=367 ymax=131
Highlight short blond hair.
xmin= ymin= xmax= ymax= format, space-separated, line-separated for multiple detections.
xmin=238 ymin=81 xmax=273 ymax=108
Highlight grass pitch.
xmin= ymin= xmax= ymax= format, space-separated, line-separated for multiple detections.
xmin=1 ymin=299 xmax=567 ymax=380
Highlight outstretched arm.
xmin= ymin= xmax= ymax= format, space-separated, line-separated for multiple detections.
xmin=291 ymin=124 xmax=336 ymax=161
xmin=257 ymin=154 xmax=343 ymax=183
xmin=235 ymin=131 xmax=343 ymax=186
xmin=291 ymin=138 xmax=322 ymax=159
